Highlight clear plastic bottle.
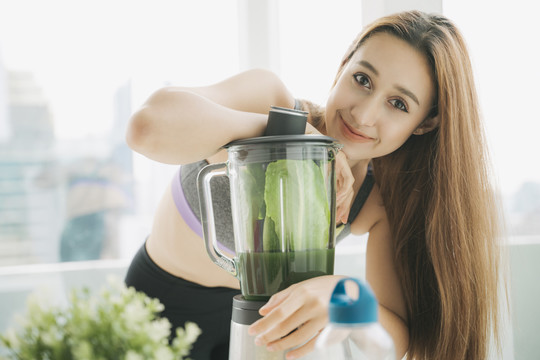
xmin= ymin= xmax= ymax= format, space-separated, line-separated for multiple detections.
xmin=315 ymin=277 xmax=395 ymax=360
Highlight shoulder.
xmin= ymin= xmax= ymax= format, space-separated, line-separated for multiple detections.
xmin=349 ymin=183 xmax=387 ymax=235
xmin=211 ymin=69 xmax=295 ymax=109
xmin=157 ymin=68 xmax=295 ymax=114
xmin=217 ymin=68 xmax=286 ymax=89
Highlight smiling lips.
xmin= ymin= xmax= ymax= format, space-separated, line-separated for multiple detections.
xmin=339 ymin=115 xmax=375 ymax=142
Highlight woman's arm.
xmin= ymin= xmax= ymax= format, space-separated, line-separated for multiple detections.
xmin=366 ymin=217 xmax=409 ymax=358
xmin=126 ymin=69 xmax=295 ymax=164
xmin=363 ymin=187 xmax=409 ymax=358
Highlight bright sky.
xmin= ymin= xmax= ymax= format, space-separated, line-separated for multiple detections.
xmin=1 ymin=0 xmax=539 ymax=197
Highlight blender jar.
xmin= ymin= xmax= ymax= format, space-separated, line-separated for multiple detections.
xmin=198 ymin=121 xmax=341 ymax=300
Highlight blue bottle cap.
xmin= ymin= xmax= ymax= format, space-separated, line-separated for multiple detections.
xmin=328 ymin=278 xmax=378 ymax=324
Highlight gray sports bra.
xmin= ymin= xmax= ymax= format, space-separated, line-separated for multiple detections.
xmin=172 ymin=161 xmax=235 ymax=253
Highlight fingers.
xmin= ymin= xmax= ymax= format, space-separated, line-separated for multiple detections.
xmin=248 ymin=286 xmax=328 ymax=357
xmin=335 ymin=152 xmax=355 ymax=223
xmin=257 ymin=286 xmax=294 ymax=316
xmin=265 ymin=313 xmax=326 ymax=352
xmin=247 ymin=277 xmax=340 ymax=358
xmin=337 ymin=184 xmax=354 ymax=223
xmin=282 ymin=332 xmax=320 ymax=360
xmin=253 ymin=303 xmax=325 ymax=349
xmin=248 ymin=288 xmax=301 ymax=336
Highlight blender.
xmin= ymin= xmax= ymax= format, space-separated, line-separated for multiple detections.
xmin=197 ymin=106 xmax=341 ymax=359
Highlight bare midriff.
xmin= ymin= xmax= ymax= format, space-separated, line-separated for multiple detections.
xmin=145 ymin=184 xmax=240 ymax=289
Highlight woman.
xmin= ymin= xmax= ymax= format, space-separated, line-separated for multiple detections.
xmin=125 ymin=10 xmax=503 ymax=360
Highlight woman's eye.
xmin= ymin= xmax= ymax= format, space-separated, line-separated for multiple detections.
xmin=353 ymin=73 xmax=371 ymax=88
xmin=389 ymin=98 xmax=408 ymax=112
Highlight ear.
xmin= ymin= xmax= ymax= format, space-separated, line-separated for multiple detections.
xmin=413 ymin=115 xmax=439 ymax=135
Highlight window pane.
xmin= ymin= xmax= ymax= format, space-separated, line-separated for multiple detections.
xmin=444 ymin=1 xmax=540 ymax=238
xmin=277 ymin=0 xmax=363 ymax=105
xmin=0 ymin=0 xmax=239 ymax=266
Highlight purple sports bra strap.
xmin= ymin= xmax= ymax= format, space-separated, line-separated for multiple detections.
xmin=171 ymin=167 xmax=204 ymax=238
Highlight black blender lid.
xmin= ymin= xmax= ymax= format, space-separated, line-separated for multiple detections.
xmin=225 ymin=134 xmax=338 ymax=147
xmin=225 ymin=105 xmax=339 ymax=147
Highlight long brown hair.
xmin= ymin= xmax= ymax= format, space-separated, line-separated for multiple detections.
xmin=306 ymin=11 xmax=503 ymax=359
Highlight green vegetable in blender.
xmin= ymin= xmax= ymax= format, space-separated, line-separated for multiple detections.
xmin=237 ymin=163 xmax=267 ymax=245
xmin=237 ymin=159 xmax=334 ymax=300
xmin=263 ymin=159 xmax=330 ymax=251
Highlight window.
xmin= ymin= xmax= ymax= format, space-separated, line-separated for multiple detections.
xmin=444 ymin=0 xmax=540 ymax=238
xmin=3 ymin=0 xmax=534 ymax=270
xmin=277 ymin=0 xmax=363 ymax=105
xmin=0 ymin=0 xmax=240 ymax=266
xmin=0 ymin=0 xmax=366 ymax=267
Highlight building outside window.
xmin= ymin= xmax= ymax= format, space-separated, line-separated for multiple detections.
xmin=0 ymin=0 xmax=241 ymax=266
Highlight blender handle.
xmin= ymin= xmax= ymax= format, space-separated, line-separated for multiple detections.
xmin=197 ymin=162 xmax=237 ymax=277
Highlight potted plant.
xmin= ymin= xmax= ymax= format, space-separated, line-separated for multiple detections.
xmin=0 ymin=278 xmax=200 ymax=360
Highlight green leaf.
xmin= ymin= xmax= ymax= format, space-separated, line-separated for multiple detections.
xmin=237 ymin=163 xmax=267 ymax=247
xmin=263 ymin=159 xmax=330 ymax=251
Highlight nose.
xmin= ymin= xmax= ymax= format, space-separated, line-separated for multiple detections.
xmin=350 ymin=98 xmax=380 ymax=127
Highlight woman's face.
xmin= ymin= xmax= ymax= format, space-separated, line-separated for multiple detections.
xmin=326 ymin=32 xmax=436 ymax=163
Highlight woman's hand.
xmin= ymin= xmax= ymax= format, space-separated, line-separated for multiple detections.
xmin=248 ymin=275 xmax=344 ymax=360
xmin=335 ymin=151 xmax=355 ymax=224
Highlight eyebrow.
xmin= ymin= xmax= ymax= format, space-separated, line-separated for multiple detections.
xmin=357 ymin=60 xmax=379 ymax=76
xmin=395 ymin=85 xmax=420 ymax=106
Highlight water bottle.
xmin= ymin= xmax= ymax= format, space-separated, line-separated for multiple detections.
xmin=315 ymin=277 xmax=395 ymax=359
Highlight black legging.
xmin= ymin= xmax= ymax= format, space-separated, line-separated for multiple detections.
xmin=125 ymin=243 xmax=240 ymax=360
